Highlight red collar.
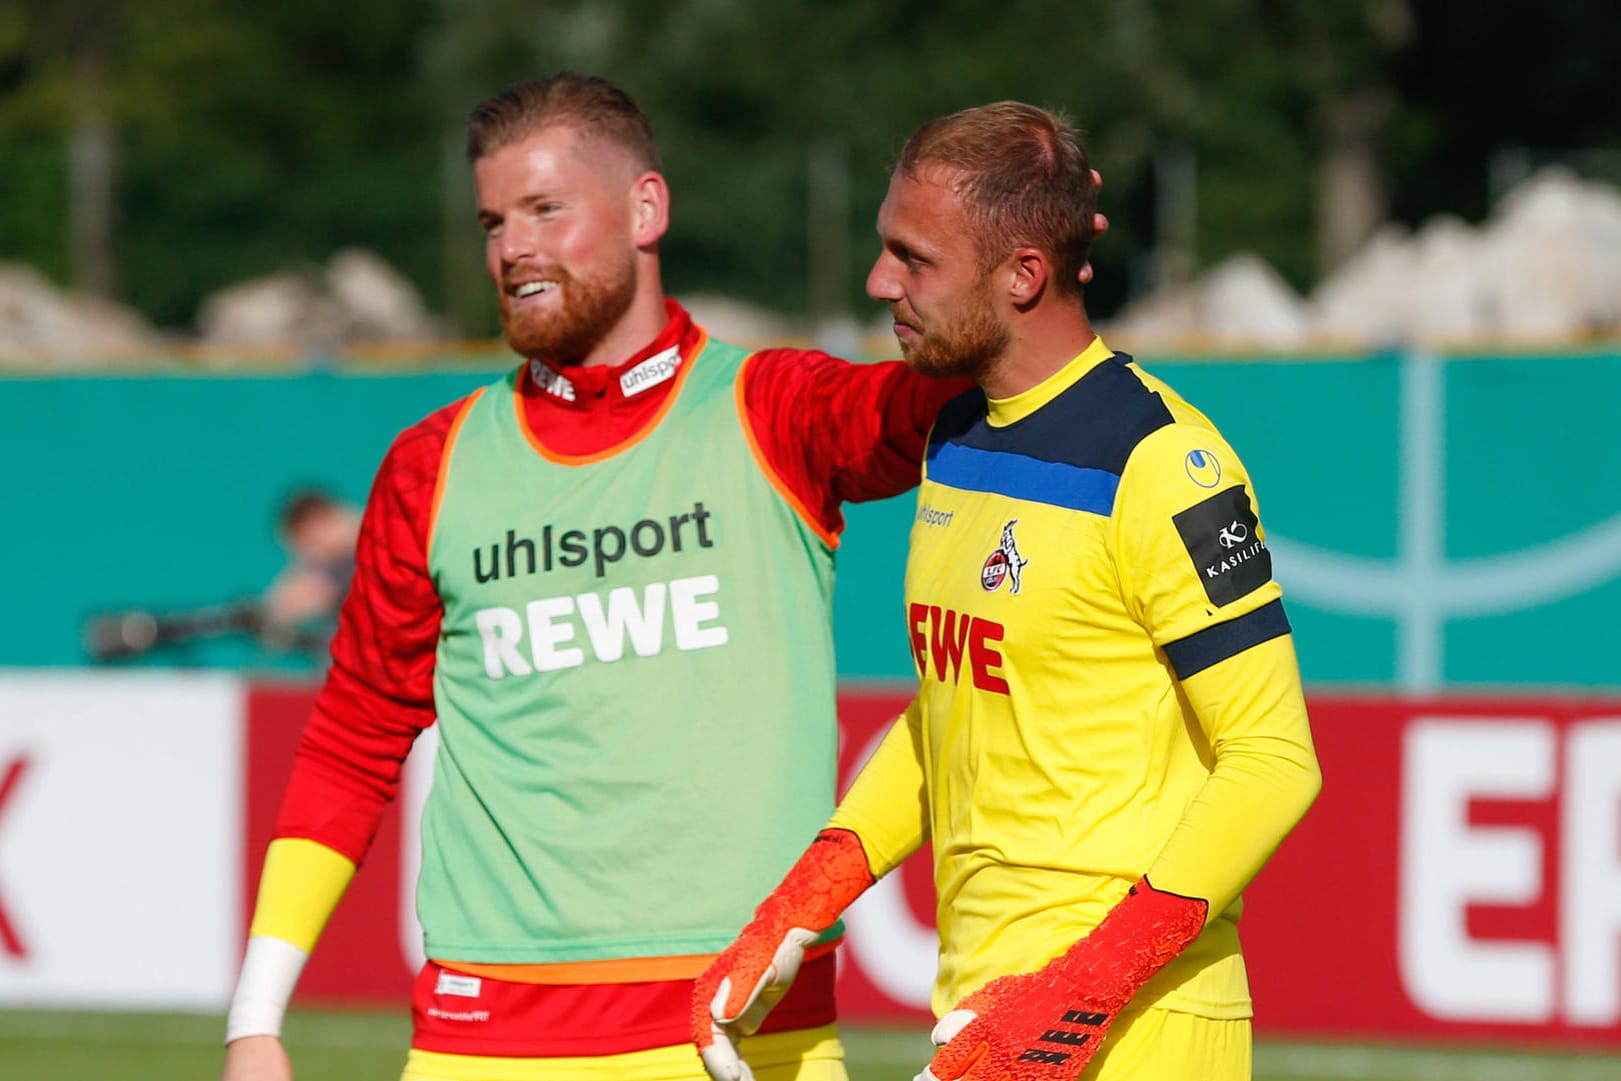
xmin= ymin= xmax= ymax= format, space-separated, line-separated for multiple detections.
xmin=520 ymin=299 xmax=701 ymax=409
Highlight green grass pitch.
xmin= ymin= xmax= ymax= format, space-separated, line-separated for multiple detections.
xmin=2 ymin=1008 xmax=1618 ymax=1080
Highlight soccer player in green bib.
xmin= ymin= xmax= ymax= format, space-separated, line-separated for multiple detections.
xmin=695 ymin=104 xmax=1322 ymax=1081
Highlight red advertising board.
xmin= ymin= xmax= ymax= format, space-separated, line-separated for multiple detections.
xmin=243 ymin=686 xmax=1621 ymax=1047
xmin=1242 ymin=695 xmax=1621 ymax=1048
xmin=245 ymin=685 xmax=417 ymax=1001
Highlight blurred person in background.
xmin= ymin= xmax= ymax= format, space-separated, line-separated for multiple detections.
xmin=258 ymin=488 xmax=361 ymax=656
xmin=695 ymin=103 xmax=1320 ymax=1081
xmin=79 ymin=488 xmax=359 ymax=665
xmin=221 ymin=71 xmax=1109 ymax=1081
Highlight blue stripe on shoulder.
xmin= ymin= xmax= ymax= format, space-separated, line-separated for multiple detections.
xmin=927 ymin=441 xmax=1120 ymax=515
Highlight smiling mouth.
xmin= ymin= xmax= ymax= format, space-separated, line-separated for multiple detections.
xmin=513 ymin=281 xmax=559 ymax=300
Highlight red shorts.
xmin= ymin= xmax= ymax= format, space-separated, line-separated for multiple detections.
xmin=410 ymin=951 xmax=839 ymax=1058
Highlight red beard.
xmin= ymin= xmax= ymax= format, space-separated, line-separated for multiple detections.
xmin=500 ymin=258 xmax=637 ymax=367
xmin=893 ymin=286 xmax=1008 ymax=382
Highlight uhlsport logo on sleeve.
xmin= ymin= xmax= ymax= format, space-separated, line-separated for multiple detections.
xmin=981 ymin=519 xmax=1029 ymax=594
xmin=1172 ymin=486 xmax=1271 ymax=605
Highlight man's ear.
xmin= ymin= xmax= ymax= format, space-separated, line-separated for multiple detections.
xmin=631 ymin=172 xmax=670 ymax=247
xmin=1007 ymin=247 xmax=1049 ymax=308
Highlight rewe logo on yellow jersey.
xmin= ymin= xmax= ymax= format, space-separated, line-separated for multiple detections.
xmin=906 ymin=603 xmax=1010 ymax=695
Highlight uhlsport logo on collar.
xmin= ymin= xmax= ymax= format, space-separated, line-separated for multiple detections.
xmin=620 ymin=346 xmax=682 ymax=397
xmin=981 ymin=519 xmax=1029 ymax=594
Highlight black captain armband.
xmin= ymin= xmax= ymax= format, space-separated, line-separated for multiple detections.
xmin=1163 ymin=599 xmax=1291 ymax=680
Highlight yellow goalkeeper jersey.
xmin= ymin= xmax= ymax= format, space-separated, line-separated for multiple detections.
xmin=831 ymin=338 xmax=1319 ymax=1020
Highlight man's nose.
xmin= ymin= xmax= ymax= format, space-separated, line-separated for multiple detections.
xmin=500 ymin=217 xmax=538 ymax=264
xmin=865 ymin=254 xmax=900 ymax=301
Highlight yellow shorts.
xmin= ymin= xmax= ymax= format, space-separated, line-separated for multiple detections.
xmin=1082 ymin=1008 xmax=1250 ymax=1081
xmin=400 ymin=1024 xmax=846 ymax=1081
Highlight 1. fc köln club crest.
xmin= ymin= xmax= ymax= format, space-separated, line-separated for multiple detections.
xmin=981 ymin=519 xmax=1030 ymax=594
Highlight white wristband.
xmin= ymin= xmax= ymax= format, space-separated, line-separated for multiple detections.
xmin=225 ymin=936 xmax=310 ymax=1043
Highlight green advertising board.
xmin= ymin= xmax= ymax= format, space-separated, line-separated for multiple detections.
xmin=6 ymin=349 xmax=1620 ymax=689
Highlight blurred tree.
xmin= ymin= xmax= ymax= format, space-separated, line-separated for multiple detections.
xmin=115 ymin=0 xmax=439 ymax=328
xmin=1389 ymin=0 xmax=1621 ymax=222
xmin=63 ymin=0 xmax=119 ymax=298
xmin=0 ymin=0 xmax=123 ymax=296
xmin=0 ymin=3 xmax=72 ymax=285
xmin=1 ymin=0 xmax=439 ymax=328
xmin=2 ymin=0 xmax=1615 ymax=338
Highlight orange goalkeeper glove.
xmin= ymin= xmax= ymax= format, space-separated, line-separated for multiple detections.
xmin=692 ymin=828 xmax=875 ymax=1081
xmin=919 ymin=877 xmax=1207 ymax=1081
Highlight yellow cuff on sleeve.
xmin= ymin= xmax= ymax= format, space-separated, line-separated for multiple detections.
xmin=247 ymin=837 xmax=358 ymax=953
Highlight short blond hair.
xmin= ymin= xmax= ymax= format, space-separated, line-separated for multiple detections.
xmin=466 ymin=72 xmax=661 ymax=171
xmin=898 ymin=102 xmax=1097 ymax=293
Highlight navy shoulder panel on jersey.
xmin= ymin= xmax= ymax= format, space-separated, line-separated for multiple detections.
xmin=924 ymin=351 xmax=1174 ymax=514
xmin=928 ymin=385 xmax=989 ymax=445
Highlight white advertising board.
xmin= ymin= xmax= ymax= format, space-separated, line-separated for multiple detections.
xmin=0 ymin=672 xmax=242 ymax=1008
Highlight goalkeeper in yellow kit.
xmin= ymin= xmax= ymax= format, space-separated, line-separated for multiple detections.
xmin=692 ymin=102 xmax=1322 ymax=1081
